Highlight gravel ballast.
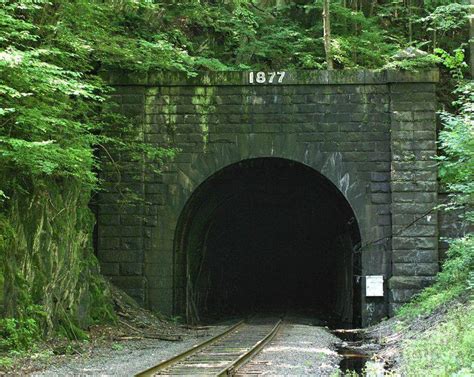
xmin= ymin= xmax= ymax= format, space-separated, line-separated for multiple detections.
xmin=35 ymin=316 xmax=345 ymax=376
xmin=36 ymin=326 xmax=228 ymax=376
xmin=236 ymin=316 xmax=342 ymax=376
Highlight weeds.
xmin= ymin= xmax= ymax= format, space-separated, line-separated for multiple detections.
xmin=401 ymin=303 xmax=474 ymax=376
xmin=0 ymin=317 xmax=40 ymax=352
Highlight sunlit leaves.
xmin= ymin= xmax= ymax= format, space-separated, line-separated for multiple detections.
xmin=419 ymin=3 xmax=469 ymax=33
xmin=435 ymin=48 xmax=468 ymax=80
xmin=437 ymin=81 xmax=474 ymax=221
xmin=0 ymin=8 xmax=105 ymax=190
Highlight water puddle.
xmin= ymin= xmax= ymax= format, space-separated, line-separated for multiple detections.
xmin=333 ymin=329 xmax=385 ymax=376
xmin=337 ymin=345 xmax=369 ymax=374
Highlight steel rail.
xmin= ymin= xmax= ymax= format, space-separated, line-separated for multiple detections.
xmin=135 ymin=319 xmax=245 ymax=377
xmin=216 ymin=319 xmax=282 ymax=376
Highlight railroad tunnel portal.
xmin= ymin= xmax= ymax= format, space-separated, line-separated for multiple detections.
xmin=97 ymin=70 xmax=440 ymax=327
xmin=175 ymin=158 xmax=361 ymax=325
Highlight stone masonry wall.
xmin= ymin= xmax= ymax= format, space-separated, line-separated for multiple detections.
xmin=388 ymin=83 xmax=439 ymax=315
xmin=97 ymin=70 xmax=439 ymax=326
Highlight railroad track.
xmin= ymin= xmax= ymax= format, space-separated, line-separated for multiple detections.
xmin=136 ymin=316 xmax=282 ymax=376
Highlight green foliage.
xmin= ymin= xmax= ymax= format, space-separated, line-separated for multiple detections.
xmin=0 ymin=317 xmax=40 ymax=351
xmin=0 ymin=356 xmax=13 ymax=368
xmin=383 ymin=52 xmax=441 ymax=71
xmin=435 ymin=47 xmax=469 ymax=79
xmin=0 ymin=304 xmax=45 ymax=351
xmin=1 ymin=0 xmax=178 ymax=193
xmin=418 ymin=3 xmax=470 ymax=38
xmin=400 ymin=303 xmax=474 ymax=376
xmin=1 ymin=0 xmax=122 ymax=345
xmin=111 ymin=343 xmax=124 ymax=351
xmin=437 ymin=80 xmax=474 ymax=223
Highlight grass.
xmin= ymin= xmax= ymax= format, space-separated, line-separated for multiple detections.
xmin=395 ymin=235 xmax=474 ymax=376
xmin=400 ymin=302 xmax=474 ymax=376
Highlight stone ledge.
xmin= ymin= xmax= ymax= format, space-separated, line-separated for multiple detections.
xmin=102 ymin=69 xmax=439 ymax=86
xmin=392 ymin=262 xmax=439 ymax=276
xmin=388 ymin=275 xmax=437 ymax=289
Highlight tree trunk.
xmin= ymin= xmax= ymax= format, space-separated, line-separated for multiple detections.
xmin=369 ymin=0 xmax=377 ymax=17
xmin=470 ymin=0 xmax=474 ymax=78
xmin=408 ymin=0 xmax=413 ymax=43
xmin=323 ymin=0 xmax=334 ymax=70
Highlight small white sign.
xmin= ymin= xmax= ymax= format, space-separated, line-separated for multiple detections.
xmin=366 ymin=275 xmax=384 ymax=297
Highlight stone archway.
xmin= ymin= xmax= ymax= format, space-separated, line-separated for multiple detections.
xmin=173 ymin=157 xmax=362 ymax=325
xmin=139 ymin=134 xmax=374 ymax=325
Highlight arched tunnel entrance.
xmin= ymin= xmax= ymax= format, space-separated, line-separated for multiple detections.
xmin=174 ymin=158 xmax=361 ymax=326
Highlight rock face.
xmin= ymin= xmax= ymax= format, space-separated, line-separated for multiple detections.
xmin=97 ymin=70 xmax=440 ymax=326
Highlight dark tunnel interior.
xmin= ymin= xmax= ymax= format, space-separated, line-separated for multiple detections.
xmin=175 ymin=158 xmax=361 ymax=326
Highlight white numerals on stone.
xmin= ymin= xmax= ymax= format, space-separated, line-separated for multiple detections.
xmin=249 ymin=71 xmax=286 ymax=84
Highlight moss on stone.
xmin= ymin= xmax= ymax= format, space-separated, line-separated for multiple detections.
xmin=194 ymin=86 xmax=215 ymax=152
xmin=161 ymin=95 xmax=177 ymax=136
xmin=0 ymin=178 xmax=115 ymax=341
